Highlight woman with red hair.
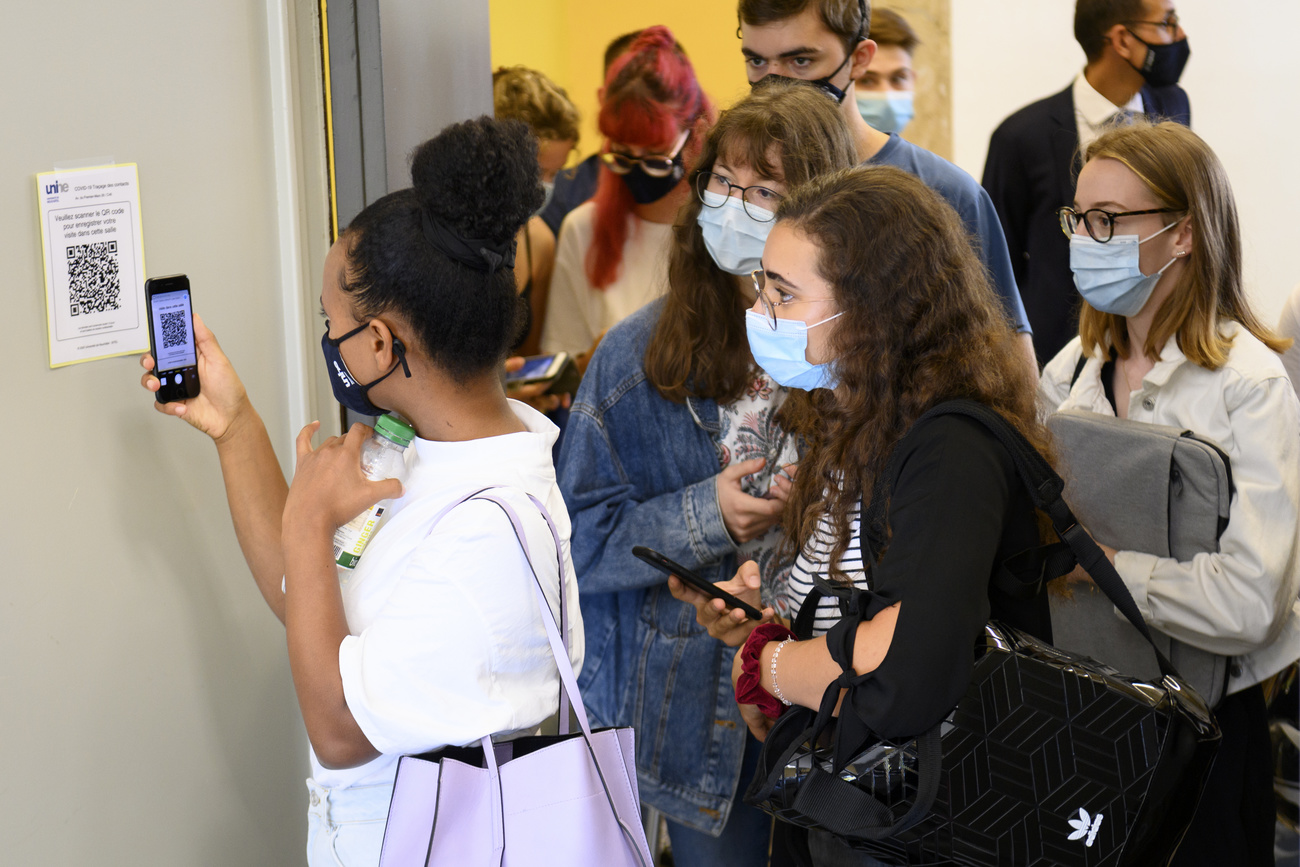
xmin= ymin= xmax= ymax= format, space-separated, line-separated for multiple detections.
xmin=541 ymin=26 xmax=713 ymax=366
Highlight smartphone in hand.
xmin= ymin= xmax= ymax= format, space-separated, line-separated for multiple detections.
xmin=506 ymin=352 xmax=581 ymax=395
xmin=145 ymin=275 xmax=200 ymax=403
xmin=632 ymin=546 xmax=764 ymax=620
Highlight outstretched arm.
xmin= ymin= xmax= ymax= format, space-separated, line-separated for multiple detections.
xmin=140 ymin=314 xmax=290 ymax=622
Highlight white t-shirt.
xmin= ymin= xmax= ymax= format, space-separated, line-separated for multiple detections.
xmin=312 ymin=401 xmax=585 ymax=789
xmin=540 ymin=201 xmax=673 ymax=356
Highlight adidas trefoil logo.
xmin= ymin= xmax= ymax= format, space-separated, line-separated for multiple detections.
xmin=1067 ymin=807 xmax=1103 ymax=847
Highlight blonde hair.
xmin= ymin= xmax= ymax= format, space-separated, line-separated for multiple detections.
xmin=1078 ymin=121 xmax=1289 ymax=368
xmin=491 ymin=66 xmax=580 ymax=144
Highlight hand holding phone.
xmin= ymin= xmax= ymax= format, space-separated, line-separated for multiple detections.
xmin=146 ymin=275 xmax=200 ymax=403
xmin=633 ymin=546 xmax=764 ymax=620
xmin=505 ymin=352 xmax=581 ymax=395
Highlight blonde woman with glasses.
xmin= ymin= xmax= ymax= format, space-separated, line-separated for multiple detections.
xmin=1042 ymin=120 xmax=1300 ymax=867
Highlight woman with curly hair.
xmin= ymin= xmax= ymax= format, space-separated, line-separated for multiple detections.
xmin=730 ymin=165 xmax=1054 ymax=866
xmin=558 ymin=82 xmax=858 ymax=867
xmin=139 ymin=117 xmax=583 ymax=867
xmin=492 ymin=65 xmax=579 ymax=355
xmin=541 ymin=25 xmax=713 ymax=367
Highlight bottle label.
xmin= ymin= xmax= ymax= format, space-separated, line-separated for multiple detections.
xmin=333 ymin=504 xmax=387 ymax=570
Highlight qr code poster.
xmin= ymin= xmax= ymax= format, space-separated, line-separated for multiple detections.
xmin=37 ymin=163 xmax=148 ymax=367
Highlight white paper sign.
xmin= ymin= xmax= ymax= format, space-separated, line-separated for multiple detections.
xmin=37 ymin=163 xmax=148 ymax=367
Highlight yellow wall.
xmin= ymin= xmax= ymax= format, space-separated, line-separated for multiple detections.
xmin=489 ymin=0 xmax=752 ymax=161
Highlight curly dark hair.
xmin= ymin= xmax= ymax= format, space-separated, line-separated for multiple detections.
xmin=774 ymin=165 xmax=1052 ymax=580
xmin=341 ymin=116 xmax=543 ymax=382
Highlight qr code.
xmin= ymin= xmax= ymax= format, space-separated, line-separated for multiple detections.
xmin=66 ymin=241 xmax=120 ymax=316
xmin=160 ymin=311 xmax=188 ymax=348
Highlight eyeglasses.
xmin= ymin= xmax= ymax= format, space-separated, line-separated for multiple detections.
xmin=695 ymin=172 xmax=783 ymax=222
xmin=749 ymin=269 xmax=835 ymax=330
xmin=600 ymin=128 xmax=691 ymax=178
xmin=1057 ymin=206 xmax=1181 ymax=243
xmin=1124 ymin=14 xmax=1182 ymax=38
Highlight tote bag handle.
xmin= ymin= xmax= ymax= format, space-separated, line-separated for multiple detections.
xmin=423 ymin=488 xmax=650 ymax=867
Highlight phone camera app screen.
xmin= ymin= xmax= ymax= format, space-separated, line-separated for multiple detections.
xmin=152 ymin=291 xmax=196 ymax=372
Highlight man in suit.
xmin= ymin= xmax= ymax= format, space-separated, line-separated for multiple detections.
xmin=983 ymin=0 xmax=1190 ymax=365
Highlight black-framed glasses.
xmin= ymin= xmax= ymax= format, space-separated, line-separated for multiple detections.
xmin=601 ymin=128 xmax=691 ymax=178
xmin=1123 ymin=14 xmax=1182 ymax=37
xmin=749 ymin=269 xmax=836 ymax=330
xmin=1057 ymin=206 xmax=1181 ymax=243
xmin=695 ymin=172 xmax=783 ymax=222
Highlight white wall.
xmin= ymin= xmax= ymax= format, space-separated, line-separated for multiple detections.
xmin=951 ymin=0 xmax=1300 ymax=323
xmin=0 ymin=1 xmax=312 ymax=862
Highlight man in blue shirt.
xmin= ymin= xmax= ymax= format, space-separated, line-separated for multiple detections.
xmin=738 ymin=0 xmax=1038 ymax=376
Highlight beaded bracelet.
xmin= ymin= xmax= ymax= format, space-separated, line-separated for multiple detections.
xmin=769 ymin=639 xmax=795 ymax=706
xmin=736 ymin=623 xmax=796 ymax=719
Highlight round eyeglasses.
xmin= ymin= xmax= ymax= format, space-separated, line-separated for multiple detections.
xmin=1057 ymin=206 xmax=1181 ymax=243
xmin=600 ymin=128 xmax=691 ymax=178
xmin=695 ymin=172 xmax=782 ymax=222
xmin=749 ymin=269 xmax=836 ymax=330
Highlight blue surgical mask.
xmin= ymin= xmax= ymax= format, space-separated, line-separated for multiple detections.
xmin=1069 ymin=221 xmax=1181 ymax=317
xmin=855 ymin=92 xmax=914 ymax=134
xmin=321 ymin=322 xmax=410 ymax=417
xmin=745 ymin=309 xmax=843 ymax=390
xmin=697 ymin=191 xmax=775 ymax=276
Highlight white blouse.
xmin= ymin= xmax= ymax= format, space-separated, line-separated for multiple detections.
xmin=541 ymin=201 xmax=673 ymax=356
xmin=1039 ymin=323 xmax=1300 ymax=693
xmin=316 ymin=402 xmax=584 ymax=790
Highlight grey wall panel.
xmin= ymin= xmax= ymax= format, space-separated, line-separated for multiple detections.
xmin=377 ymin=0 xmax=493 ymax=193
xmin=0 ymin=1 xmax=306 ymax=862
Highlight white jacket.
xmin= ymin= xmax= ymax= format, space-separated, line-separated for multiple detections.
xmin=1040 ymin=322 xmax=1300 ymax=694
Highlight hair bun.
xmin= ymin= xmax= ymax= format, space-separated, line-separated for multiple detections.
xmin=410 ymin=116 xmax=542 ymax=244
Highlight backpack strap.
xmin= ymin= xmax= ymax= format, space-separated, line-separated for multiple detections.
xmin=800 ymin=399 xmax=1182 ymax=839
xmin=1070 ymin=353 xmax=1087 ymax=387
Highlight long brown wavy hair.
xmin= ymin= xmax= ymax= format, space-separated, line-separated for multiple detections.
xmin=1078 ymin=121 xmax=1290 ymax=367
xmin=644 ymin=82 xmax=858 ymax=403
xmin=775 ymin=166 xmax=1053 ymax=580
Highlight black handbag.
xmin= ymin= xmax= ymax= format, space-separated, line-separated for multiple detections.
xmin=745 ymin=399 xmax=1221 ymax=866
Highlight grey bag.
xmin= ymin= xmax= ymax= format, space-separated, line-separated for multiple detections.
xmin=1047 ymin=407 xmax=1235 ymax=706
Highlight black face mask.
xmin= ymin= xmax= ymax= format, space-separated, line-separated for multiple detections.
xmin=321 ymin=321 xmax=410 ymax=417
xmin=750 ymin=46 xmax=855 ymax=104
xmin=1127 ymin=31 xmax=1191 ymax=88
xmin=620 ymin=161 xmax=684 ymax=204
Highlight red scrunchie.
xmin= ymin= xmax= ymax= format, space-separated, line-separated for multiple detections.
xmin=735 ymin=623 xmax=797 ymax=719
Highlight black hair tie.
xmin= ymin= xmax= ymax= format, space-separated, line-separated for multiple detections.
xmin=420 ymin=209 xmax=517 ymax=276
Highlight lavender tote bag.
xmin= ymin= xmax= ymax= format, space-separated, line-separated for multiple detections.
xmin=377 ymin=489 xmax=653 ymax=867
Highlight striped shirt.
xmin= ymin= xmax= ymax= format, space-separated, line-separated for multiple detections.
xmin=781 ymin=499 xmax=871 ymax=637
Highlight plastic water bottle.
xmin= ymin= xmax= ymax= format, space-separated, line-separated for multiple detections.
xmin=332 ymin=413 xmax=415 ymax=569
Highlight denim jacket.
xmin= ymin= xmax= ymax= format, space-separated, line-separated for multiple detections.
xmin=556 ymin=298 xmax=747 ymax=835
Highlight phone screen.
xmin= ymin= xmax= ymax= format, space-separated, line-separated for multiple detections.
xmin=507 ymin=354 xmax=557 ymax=381
xmin=150 ymin=289 xmax=196 ymax=373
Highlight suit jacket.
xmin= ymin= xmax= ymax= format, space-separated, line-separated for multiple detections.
xmin=982 ymin=82 xmax=1190 ymax=364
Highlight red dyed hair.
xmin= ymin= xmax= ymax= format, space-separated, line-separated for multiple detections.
xmin=587 ymin=26 xmax=713 ymax=290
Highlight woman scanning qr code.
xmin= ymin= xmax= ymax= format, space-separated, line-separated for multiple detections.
xmin=138 ymin=117 xmax=583 ymax=867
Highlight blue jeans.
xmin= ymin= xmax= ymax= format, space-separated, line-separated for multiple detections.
xmin=666 ymin=734 xmax=772 ymax=867
xmin=305 ymin=778 xmax=392 ymax=867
